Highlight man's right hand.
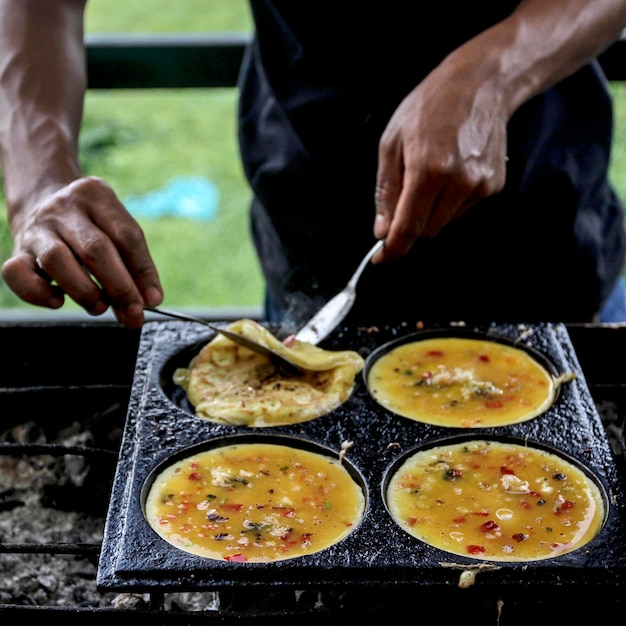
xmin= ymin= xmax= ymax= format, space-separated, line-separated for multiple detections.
xmin=0 ymin=1 xmax=162 ymax=328
xmin=2 ymin=176 xmax=163 ymax=329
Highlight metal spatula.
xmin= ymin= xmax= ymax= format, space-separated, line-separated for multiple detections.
xmin=294 ymin=239 xmax=383 ymax=344
xmin=145 ymin=239 xmax=382 ymax=366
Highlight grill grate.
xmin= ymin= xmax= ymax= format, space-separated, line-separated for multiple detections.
xmin=0 ymin=321 xmax=624 ymax=624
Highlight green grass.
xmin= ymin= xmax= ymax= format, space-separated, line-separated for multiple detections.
xmin=610 ymin=82 xmax=626 ymax=203
xmin=84 ymin=0 xmax=252 ymax=34
xmin=79 ymin=88 xmax=263 ymax=310
xmin=0 ymin=1 xmax=625 ymax=317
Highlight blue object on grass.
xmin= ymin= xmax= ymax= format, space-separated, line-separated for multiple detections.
xmin=124 ymin=176 xmax=219 ymax=221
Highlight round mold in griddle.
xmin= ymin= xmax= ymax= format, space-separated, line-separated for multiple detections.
xmin=157 ymin=322 xmax=288 ymax=415
xmin=141 ymin=433 xmax=368 ymax=563
xmin=157 ymin=329 xmax=364 ymax=428
xmin=381 ymin=433 xmax=608 ymax=563
xmin=159 ymin=336 xmax=208 ymax=415
xmin=363 ymin=327 xmax=560 ymax=428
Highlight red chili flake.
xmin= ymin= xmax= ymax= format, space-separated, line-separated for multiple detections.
xmin=512 ymin=533 xmax=528 ymax=542
xmin=224 ymin=553 xmax=248 ymax=563
xmin=467 ymin=545 xmax=485 ymax=555
xmin=189 ymin=461 xmax=199 ymax=470
xmin=358 ymin=325 xmax=381 ymax=334
xmin=479 ymin=520 xmax=500 ymax=533
xmin=478 ymin=354 xmax=490 ymax=362
xmin=453 ymin=516 xmax=467 ymax=524
xmin=519 ymin=501 xmax=531 ymax=509
xmin=282 ymin=335 xmax=296 ymax=347
xmin=485 ymin=400 xmax=503 ymax=409
xmin=554 ymin=500 xmax=575 ymax=515
xmin=471 ymin=511 xmax=489 ymax=517
xmin=422 ymin=371 xmax=433 ymax=380
xmin=500 ymin=466 xmax=515 ymax=475
xmin=221 ymin=503 xmax=244 ymax=512
xmin=407 ymin=516 xmax=418 ymax=527
xmin=426 ymin=350 xmax=444 ymax=357
xmin=284 ymin=508 xmax=296 ymax=518
xmin=188 ymin=472 xmax=202 ymax=481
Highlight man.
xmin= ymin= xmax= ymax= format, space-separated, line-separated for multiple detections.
xmin=1 ymin=0 xmax=626 ymax=330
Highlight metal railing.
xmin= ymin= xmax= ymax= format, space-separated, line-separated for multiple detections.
xmin=84 ymin=32 xmax=626 ymax=89
xmin=85 ymin=33 xmax=249 ymax=89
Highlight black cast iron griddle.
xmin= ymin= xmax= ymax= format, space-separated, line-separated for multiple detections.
xmin=97 ymin=321 xmax=626 ymax=593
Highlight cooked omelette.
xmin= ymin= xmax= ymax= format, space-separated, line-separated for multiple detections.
xmin=173 ymin=319 xmax=365 ymax=427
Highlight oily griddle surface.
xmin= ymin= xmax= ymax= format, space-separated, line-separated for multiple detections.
xmin=97 ymin=321 xmax=626 ymax=592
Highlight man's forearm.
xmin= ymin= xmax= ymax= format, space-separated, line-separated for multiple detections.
xmin=506 ymin=0 xmax=626 ymax=108
xmin=445 ymin=0 xmax=626 ymax=119
xmin=0 ymin=0 xmax=87 ymax=229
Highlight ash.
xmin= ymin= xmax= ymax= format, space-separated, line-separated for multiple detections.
xmin=0 ymin=417 xmax=115 ymax=608
xmin=0 ymin=411 xmax=221 ymax=612
xmin=596 ymin=399 xmax=624 ymax=457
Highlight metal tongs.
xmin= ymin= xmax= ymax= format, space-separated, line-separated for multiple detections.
xmin=145 ymin=239 xmax=383 ymax=372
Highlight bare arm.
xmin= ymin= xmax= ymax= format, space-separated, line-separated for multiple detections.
xmin=374 ymin=0 xmax=626 ymax=261
xmin=0 ymin=0 xmax=163 ymax=328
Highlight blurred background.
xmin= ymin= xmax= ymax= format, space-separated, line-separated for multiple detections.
xmin=0 ymin=0 xmax=624 ymax=319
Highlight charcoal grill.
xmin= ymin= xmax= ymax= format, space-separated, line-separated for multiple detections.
xmin=0 ymin=319 xmax=625 ymax=624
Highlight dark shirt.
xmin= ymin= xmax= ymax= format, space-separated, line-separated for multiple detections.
xmin=238 ymin=1 xmax=626 ymax=326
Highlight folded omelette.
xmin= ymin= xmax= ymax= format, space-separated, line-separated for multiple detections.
xmin=173 ymin=319 xmax=364 ymax=427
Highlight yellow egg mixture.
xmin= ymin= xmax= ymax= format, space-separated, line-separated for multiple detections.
xmin=386 ymin=440 xmax=605 ymax=561
xmin=367 ymin=336 xmax=557 ymax=427
xmin=145 ymin=442 xmax=365 ymax=562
